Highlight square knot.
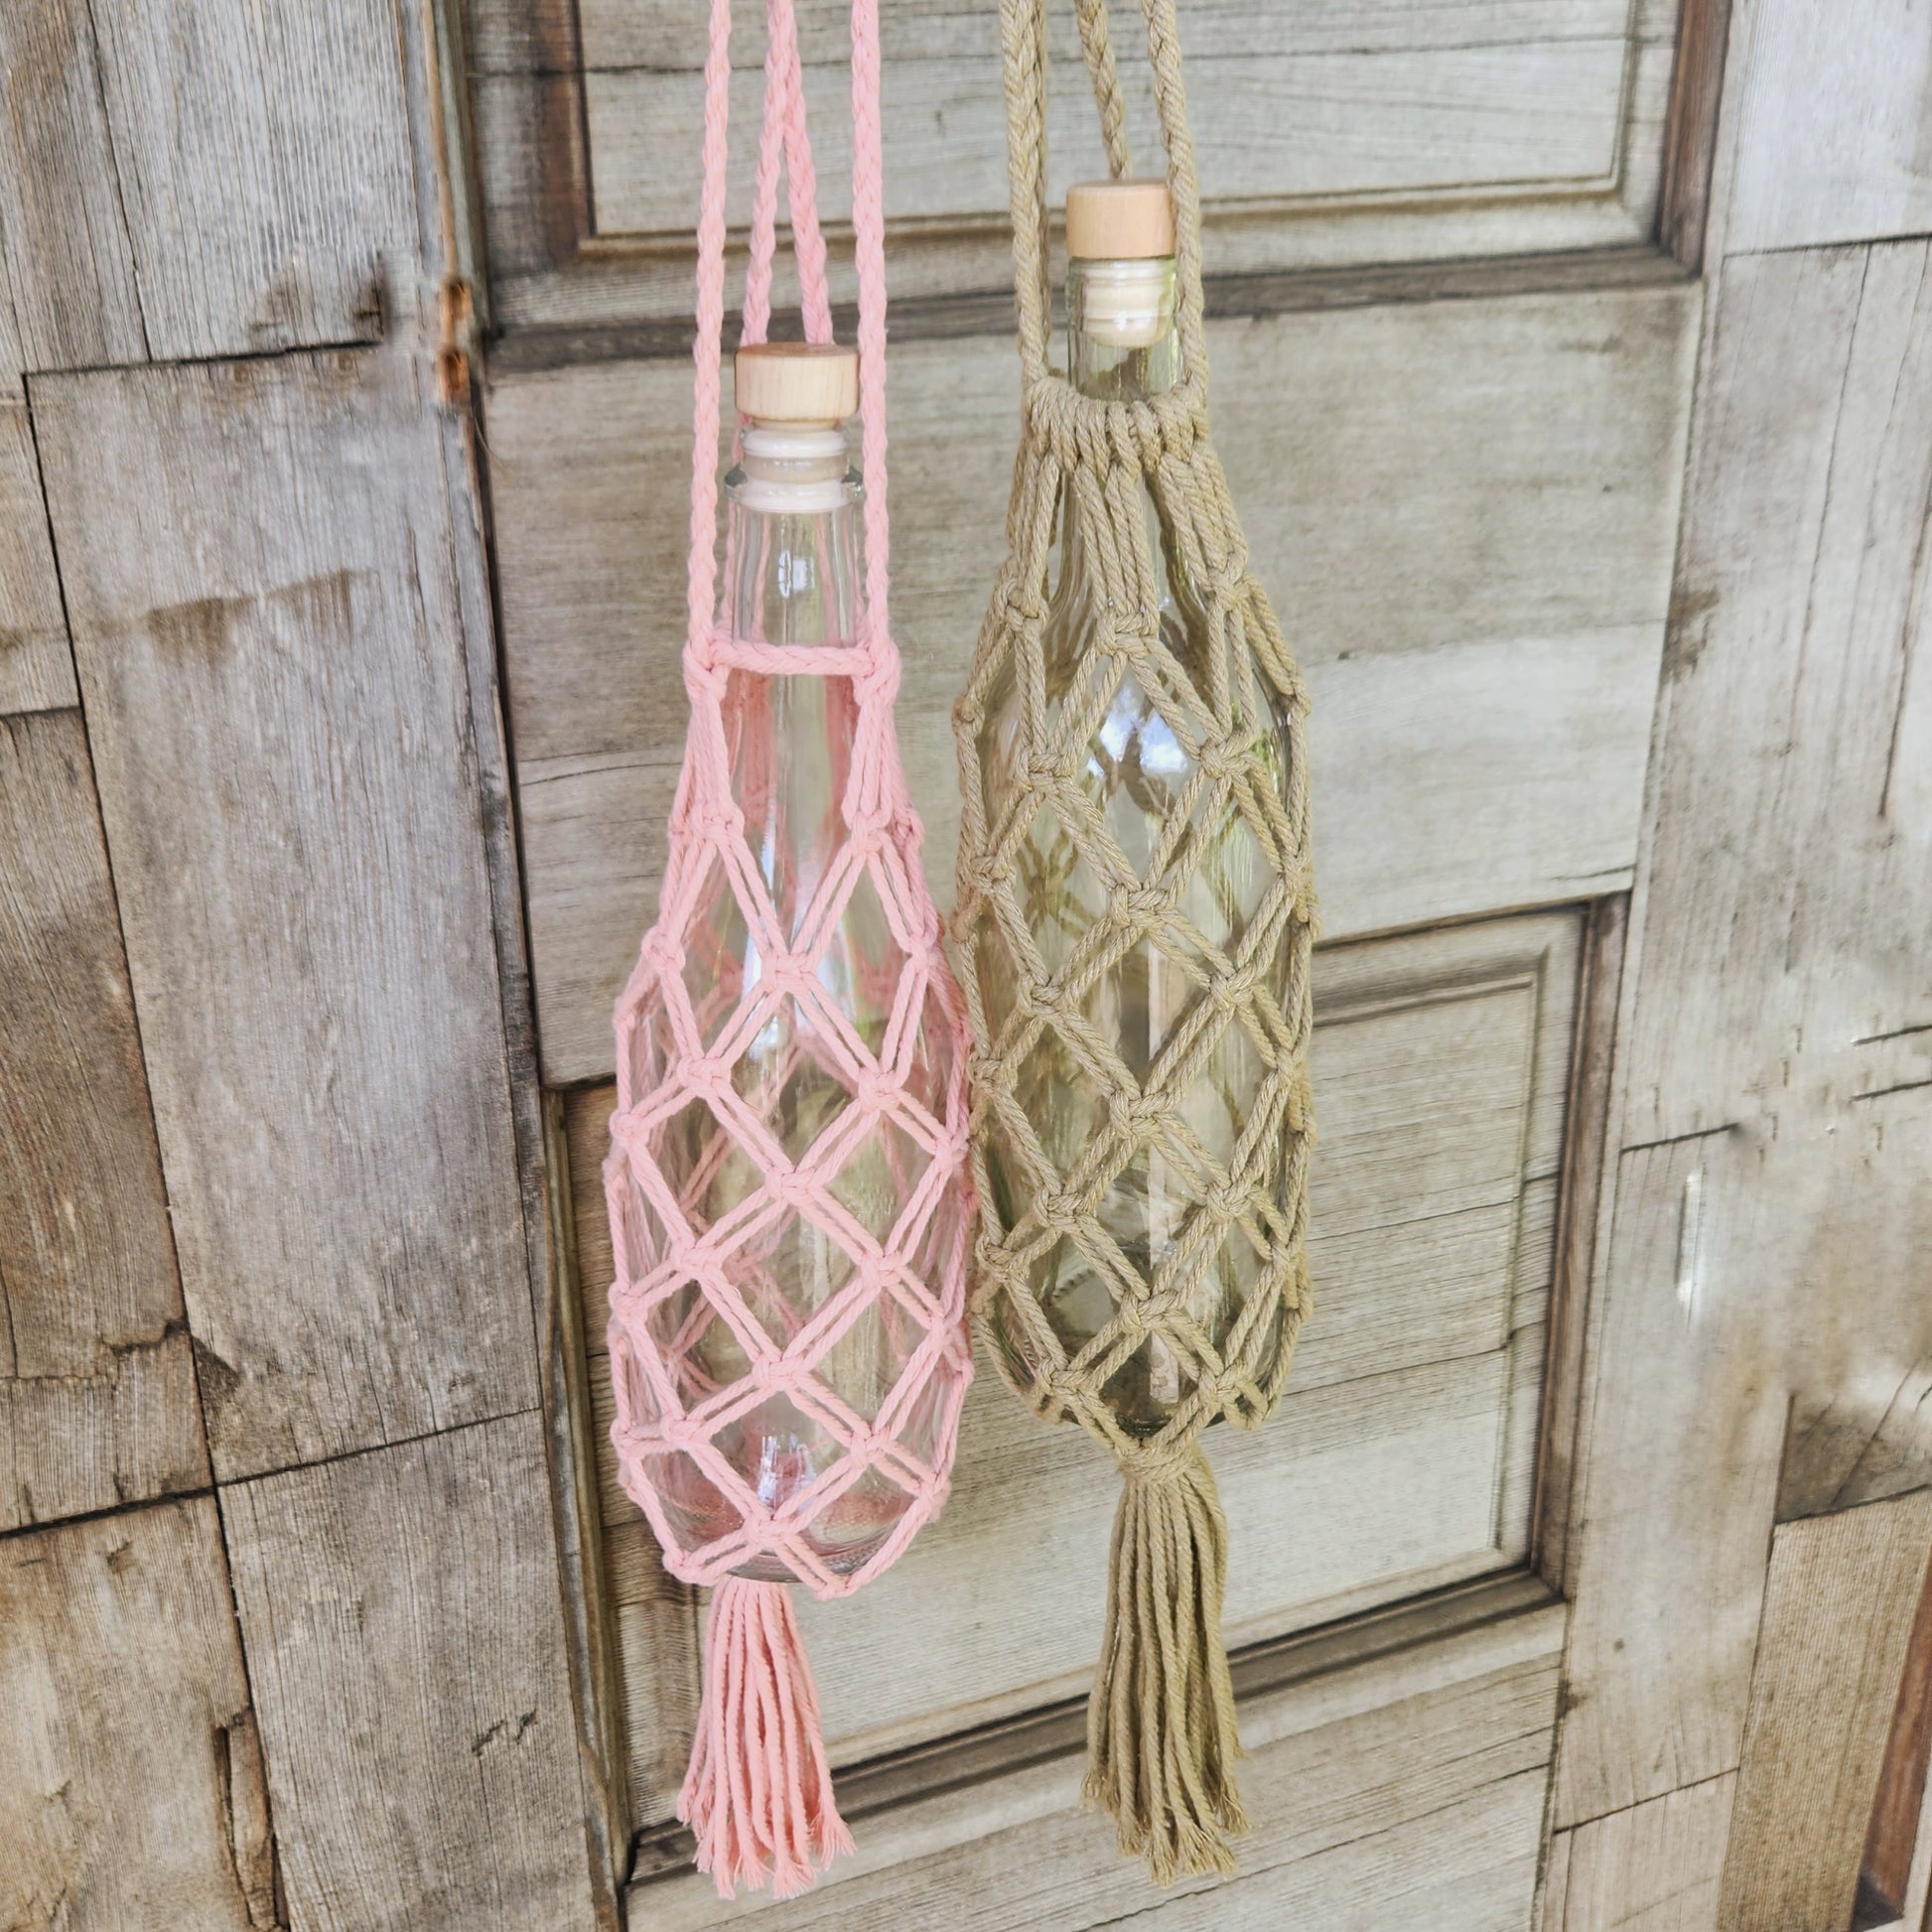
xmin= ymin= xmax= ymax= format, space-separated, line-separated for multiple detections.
xmin=691 ymin=804 xmax=743 ymax=845
xmin=854 ymin=656 xmax=900 ymax=707
xmin=851 ymin=1064 xmax=897 ymax=1112
xmin=684 ymin=1057 xmax=733 ymax=1101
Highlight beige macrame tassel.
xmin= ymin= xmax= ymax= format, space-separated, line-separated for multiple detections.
xmin=1087 ymin=1449 xmax=1246 ymax=1882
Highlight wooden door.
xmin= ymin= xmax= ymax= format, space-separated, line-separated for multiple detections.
xmin=470 ymin=0 xmax=1705 ymax=1921
xmin=6 ymin=0 xmax=1931 ymax=1928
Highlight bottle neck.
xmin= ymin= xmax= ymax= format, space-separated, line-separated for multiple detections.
xmin=1066 ymin=255 xmax=1180 ymax=401
xmin=722 ymin=423 xmax=862 ymax=646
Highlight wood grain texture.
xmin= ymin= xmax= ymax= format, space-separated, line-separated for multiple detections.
xmin=0 ymin=0 xmax=430 ymax=370
xmin=221 ymin=1413 xmax=596 ymax=1932
xmin=1657 ymin=0 xmax=1733 ymax=271
xmin=1553 ymin=236 xmax=1932 ymax=1833
xmin=32 ymin=350 xmax=538 ymax=1481
xmin=0 ymin=1497 xmax=276 ymax=1932
xmin=1543 ymin=1775 xmax=1735 ymax=1932
xmin=1722 ymin=0 xmax=1932 ymax=257
xmin=474 ymin=0 xmax=1682 ymax=326
xmin=0 ymin=710 xmax=207 ymax=1530
xmin=627 ymin=1590 xmax=1565 ymax=1928
xmin=0 ymin=400 xmax=77 ymax=714
xmin=573 ymin=911 xmax=1577 ymax=1783
xmin=1863 ymin=1537 xmax=1932 ymax=1913
xmin=490 ymin=280 xmax=1696 ymax=1083
xmin=1716 ymin=1490 xmax=1932 ymax=1932
xmin=0 ymin=0 xmax=147 ymax=374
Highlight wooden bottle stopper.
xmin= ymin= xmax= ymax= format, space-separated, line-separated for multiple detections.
xmin=733 ymin=343 xmax=859 ymax=424
xmin=1065 ymin=180 xmax=1175 ymax=260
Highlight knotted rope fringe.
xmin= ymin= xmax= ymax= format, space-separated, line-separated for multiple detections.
xmin=953 ymin=0 xmax=1315 ymax=1881
xmin=607 ymin=0 xmax=973 ymax=1897
xmin=681 ymin=1579 xmax=855 ymax=1898
xmin=1088 ymin=1449 xmax=1244 ymax=1881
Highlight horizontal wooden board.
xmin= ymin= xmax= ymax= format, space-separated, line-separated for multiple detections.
xmin=32 ymin=351 xmax=538 ymax=1481
xmin=471 ymin=0 xmax=1681 ymax=324
xmin=626 ymin=1586 xmax=1565 ymax=1927
xmin=0 ymin=710 xmax=207 ymax=1530
xmin=489 ymin=279 xmax=1695 ymax=1083
xmin=584 ymin=40 xmax=1630 ymax=235
xmin=0 ymin=1497 xmax=273 ymax=1932
xmin=570 ymin=910 xmax=1577 ymax=1782
xmin=0 ymin=401 xmax=75 ymax=714
xmin=221 ymin=1413 xmax=597 ymax=1932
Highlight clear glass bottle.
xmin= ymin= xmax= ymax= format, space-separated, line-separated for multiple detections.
xmin=620 ymin=344 xmax=962 ymax=1574
xmin=977 ymin=184 xmax=1295 ymax=1434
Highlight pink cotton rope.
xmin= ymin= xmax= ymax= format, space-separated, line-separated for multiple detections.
xmin=605 ymin=0 xmax=973 ymax=1898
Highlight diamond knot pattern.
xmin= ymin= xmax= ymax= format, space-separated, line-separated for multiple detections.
xmin=954 ymin=384 xmax=1317 ymax=1471
xmin=608 ymin=726 xmax=974 ymax=1602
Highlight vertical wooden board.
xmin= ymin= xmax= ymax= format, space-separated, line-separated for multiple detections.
xmin=1560 ymin=240 xmax=1932 ymax=1831
xmin=1716 ymin=1490 xmax=1932 ymax=1932
xmin=1552 ymin=1132 xmax=1787 ymax=1826
xmin=0 ymin=401 xmax=76 ymax=714
xmin=1723 ymin=0 xmax=1932 ymax=256
xmin=0 ymin=709 xmax=207 ymax=1529
xmin=1545 ymin=1774 xmax=1735 ymax=1932
xmin=221 ymin=1412 xmax=596 ymax=1932
xmin=0 ymin=1497 xmax=274 ymax=1932
xmin=33 ymin=351 xmax=537 ymax=1481
xmin=0 ymin=0 xmax=147 ymax=372
xmin=89 ymin=0 xmax=424 ymax=361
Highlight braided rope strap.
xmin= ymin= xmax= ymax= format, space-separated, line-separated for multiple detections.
xmin=606 ymin=0 xmax=974 ymax=1897
xmin=952 ymin=0 xmax=1315 ymax=1883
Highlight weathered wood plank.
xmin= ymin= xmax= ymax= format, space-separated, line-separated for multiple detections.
xmin=576 ymin=911 xmax=1577 ymax=1774
xmin=0 ymin=0 xmax=429 ymax=369
xmin=32 ymin=351 xmax=538 ymax=1481
xmin=1555 ymin=240 xmax=1932 ymax=1826
xmin=1543 ymin=1774 xmax=1735 ymax=1932
xmin=628 ymin=1589 xmax=1564 ymax=1928
xmin=491 ymin=282 xmax=1695 ymax=1083
xmin=221 ymin=1412 xmax=597 ymax=1932
xmin=0 ymin=0 xmax=146 ymax=373
xmin=1716 ymin=1490 xmax=1932 ymax=1932
xmin=584 ymin=39 xmax=1631 ymax=237
xmin=1723 ymin=0 xmax=1932 ymax=257
xmin=0 ymin=710 xmax=207 ymax=1530
xmin=0 ymin=1497 xmax=275 ymax=1932
xmin=1863 ymin=1536 xmax=1932 ymax=1918
xmin=0 ymin=400 xmax=76 ymax=714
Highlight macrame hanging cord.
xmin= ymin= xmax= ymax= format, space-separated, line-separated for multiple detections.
xmin=604 ymin=0 xmax=975 ymax=1899
xmin=953 ymin=0 xmax=1316 ymax=1884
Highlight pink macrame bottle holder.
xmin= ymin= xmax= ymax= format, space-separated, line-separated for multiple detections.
xmin=604 ymin=0 xmax=973 ymax=1898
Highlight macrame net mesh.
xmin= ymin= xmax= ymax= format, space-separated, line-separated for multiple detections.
xmin=950 ymin=0 xmax=1315 ymax=1882
xmin=603 ymin=0 xmax=973 ymax=1894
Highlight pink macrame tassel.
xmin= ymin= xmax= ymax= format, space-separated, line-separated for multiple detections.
xmin=679 ymin=1578 xmax=855 ymax=1899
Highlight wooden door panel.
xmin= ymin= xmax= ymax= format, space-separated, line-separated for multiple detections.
xmin=563 ymin=909 xmax=1578 ymax=1798
xmin=624 ymin=1581 xmax=1564 ymax=1928
xmin=490 ymin=278 xmax=1694 ymax=1084
xmin=472 ymin=0 xmax=1683 ymax=324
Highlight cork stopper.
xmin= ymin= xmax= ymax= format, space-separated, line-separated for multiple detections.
xmin=1065 ymin=180 xmax=1175 ymax=260
xmin=733 ymin=343 xmax=859 ymax=424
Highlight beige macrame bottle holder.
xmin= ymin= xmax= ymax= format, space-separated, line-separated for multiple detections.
xmin=951 ymin=0 xmax=1316 ymax=1883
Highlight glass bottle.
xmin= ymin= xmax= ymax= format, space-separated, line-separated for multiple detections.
xmin=619 ymin=344 xmax=962 ymax=1574
xmin=977 ymin=183 xmax=1296 ymax=1434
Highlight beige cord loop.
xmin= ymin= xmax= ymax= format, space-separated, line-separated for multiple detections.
xmin=953 ymin=0 xmax=1316 ymax=1882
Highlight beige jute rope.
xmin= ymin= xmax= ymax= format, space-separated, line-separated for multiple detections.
xmin=951 ymin=0 xmax=1316 ymax=1883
